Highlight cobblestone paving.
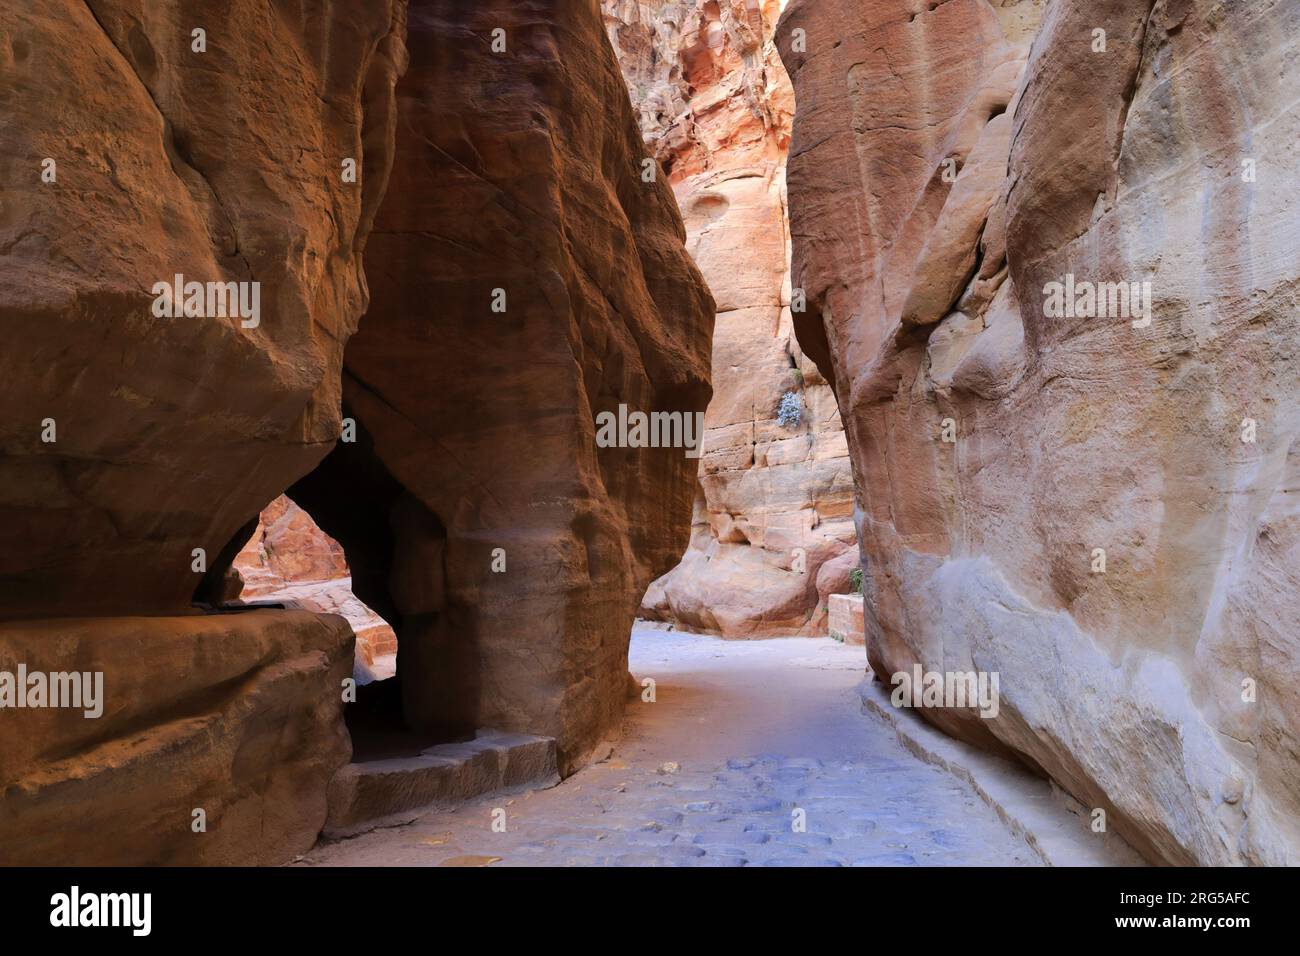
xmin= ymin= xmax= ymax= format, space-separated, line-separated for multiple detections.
xmin=304 ymin=628 xmax=1040 ymax=867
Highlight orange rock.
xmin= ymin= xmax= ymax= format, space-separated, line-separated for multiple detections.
xmin=0 ymin=610 xmax=353 ymax=865
xmin=0 ymin=0 xmax=407 ymax=617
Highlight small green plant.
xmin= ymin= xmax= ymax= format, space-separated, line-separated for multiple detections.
xmin=849 ymin=567 xmax=863 ymax=594
xmin=777 ymin=391 xmax=803 ymax=428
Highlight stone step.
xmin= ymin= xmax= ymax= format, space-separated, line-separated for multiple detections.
xmin=323 ymin=730 xmax=559 ymax=838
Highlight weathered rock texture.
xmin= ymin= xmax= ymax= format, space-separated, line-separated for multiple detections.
xmin=234 ymin=495 xmax=397 ymax=671
xmin=0 ymin=610 xmax=354 ymax=865
xmin=0 ymin=0 xmax=406 ymax=865
xmin=0 ymin=0 xmax=407 ymax=617
xmin=292 ymin=0 xmax=714 ymax=774
xmin=778 ymin=0 xmax=1300 ymax=864
xmin=606 ymin=0 xmax=857 ymax=637
xmin=3 ymin=0 xmax=711 ymax=862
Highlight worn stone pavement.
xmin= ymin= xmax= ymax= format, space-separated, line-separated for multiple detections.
xmin=302 ymin=625 xmax=1040 ymax=867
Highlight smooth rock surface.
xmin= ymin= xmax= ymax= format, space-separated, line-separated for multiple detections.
xmin=777 ymin=0 xmax=1300 ymax=864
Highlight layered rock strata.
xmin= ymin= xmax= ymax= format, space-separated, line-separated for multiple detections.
xmin=234 ymin=496 xmax=397 ymax=675
xmin=0 ymin=0 xmax=407 ymax=865
xmin=1 ymin=0 xmax=709 ymax=862
xmin=0 ymin=610 xmax=354 ymax=865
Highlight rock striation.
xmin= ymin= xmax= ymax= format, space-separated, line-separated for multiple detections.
xmin=0 ymin=0 xmax=407 ymax=866
xmin=778 ymin=0 xmax=1300 ymax=864
xmin=0 ymin=0 xmax=407 ymax=618
xmin=606 ymin=0 xmax=858 ymax=637
xmin=0 ymin=610 xmax=354 ymax=865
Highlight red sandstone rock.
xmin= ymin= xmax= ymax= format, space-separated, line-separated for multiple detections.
xmin=293 ymin=0 xmax=714 ymax=773
xmin=0 ymin=0 xmax=407 ymax=618
xmin=0 ymin=0 xmax=710 ymax=865
xmin=0 ymin=610 xmax=354 ymax=865
xmin=233 ymin=496 xmax=397 ymax=667
xmin=0 ymin=0 xmax=406 ymax=867
xmin=827 ymin=593 xmax=865 ymax=646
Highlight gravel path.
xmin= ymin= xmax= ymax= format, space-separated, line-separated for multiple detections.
xmin=303 ymin=626 xmax=1040 ymax=867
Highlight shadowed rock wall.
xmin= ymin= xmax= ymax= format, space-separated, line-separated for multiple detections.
xmin=287 ymin=0 xmax=715 ymax=773
xmin=0 ymin=0 xmax=407 ymax=866
xmin=1 ymin=0 xmax=709 ymax=860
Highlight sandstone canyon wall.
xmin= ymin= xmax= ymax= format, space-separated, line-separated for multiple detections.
xmin=777 ymin=0 xmax=1300 ymax=864
xmin=606 ymin=0 xmax=858 ymax=637
xmin=1 ymin=0 xmax=711 ymax=862
xmin=289 ymin=0 xmax=714 ymax=775
xmin=0 ymin=0 xmax=407 ymax=866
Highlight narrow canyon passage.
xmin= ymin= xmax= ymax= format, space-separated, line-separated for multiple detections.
xmin=303 ymin=626 xmax=1038 ymax=867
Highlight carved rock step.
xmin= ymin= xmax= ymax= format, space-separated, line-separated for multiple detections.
xmin=323 ymin=731 xmax=560 ymax=838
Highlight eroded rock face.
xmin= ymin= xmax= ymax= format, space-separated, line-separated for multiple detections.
xmin=2 ymin=0 xmax=709 ymax=860
xmin=778 ymin=0 xmax=1300 ymax=864
xmin=606 ymin=0 xmax=857 ymax=637
xmin=294 ymin=0 xmax=714 ymax=772
xmin=0 ymin=0 xmax=407 ymax=617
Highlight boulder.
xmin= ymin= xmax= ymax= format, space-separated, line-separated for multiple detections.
xmin=0 ymin=610 xmax=354 ymax=865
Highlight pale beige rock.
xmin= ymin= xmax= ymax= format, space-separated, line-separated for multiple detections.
xmin=778 ymin=0 xmax=1300 ymax=864
xmin=827 ymin=593 xmax=865 ymax=646
xmin=608 ymin=0 xmax=858 ymax=637
xmin=233 ymin=496 xmax=397 ymax=667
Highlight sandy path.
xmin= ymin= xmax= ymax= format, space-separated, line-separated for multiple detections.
xmin=302 ymin=626 xmax=1039 ymax=867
